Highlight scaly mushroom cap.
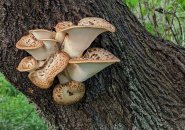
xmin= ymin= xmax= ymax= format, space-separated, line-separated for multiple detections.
xmin=55 ymin=21 xmax=74 ymax=43
xmin=78 ymin=17 xmax=116 ymax=32
xmin=29 ymin=29 xmax=56 ymax=40
xmin=17 ymin=56 xmax=45 ymax=72
xmin=60 ymin=17 xmax=116 ymax=58
xmin=55 ymin=21 xmax=74 ymax=32
xmin=16 ymin=34 xmax=59 ymax=60
xmin=69 ymin=48 xmax=120 ymax=63
xmin=67 ymin=48 xmax=120 ymax=82
xmin=28 ymin=52 xmax=69 ymax=89
xmin=16 ymin=34 xmax=43 ymax=50
xmin=53 ymin=81 xmax=85 ymax=105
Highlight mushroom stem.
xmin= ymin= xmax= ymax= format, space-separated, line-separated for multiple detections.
xmin=57 ymin=72 xmax=70 ymax=84
xmin=53 ymin=81 xmax=85 ymax=105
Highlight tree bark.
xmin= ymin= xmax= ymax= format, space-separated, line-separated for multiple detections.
xmin=0 ymin=0 xmax=185 ymax=129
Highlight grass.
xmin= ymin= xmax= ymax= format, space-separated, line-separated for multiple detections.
xmin=0 ymin=73 xmax=48 ymax=130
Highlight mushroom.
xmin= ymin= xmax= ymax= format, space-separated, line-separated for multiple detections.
xmin=57 ymin=17 xmax=116 ymax=58
xmin=66 ymin=48 xmax=120 ymax=82
xmin=28 ymin=52 xmax=69 ymax=89
xmin=29 ymin=29 xmax=55 ymax=39
xmin=17 ymin=56 xmax=45 ymax=72
xmin=16 ymin=34 xmax=59 ymax=60
xmin=53 ymin=81 xmax=85 ymax=105
xmin=55 ymin=21 xmax=74 ymax=43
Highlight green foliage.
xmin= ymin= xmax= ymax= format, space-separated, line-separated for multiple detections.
xmin=124 ymin=0 xmax=139 ymax=8
xmin=124 ymin=0 xmax=185 ymax=47
xmin=0 ymin=73 xmax=48 ymax=130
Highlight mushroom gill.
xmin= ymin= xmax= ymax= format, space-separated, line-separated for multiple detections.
xmin=29 ymin=29 xmax=56 ymax=40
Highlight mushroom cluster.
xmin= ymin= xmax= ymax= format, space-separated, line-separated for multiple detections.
xmin=16 ymin=17 xmax=120 ymax=105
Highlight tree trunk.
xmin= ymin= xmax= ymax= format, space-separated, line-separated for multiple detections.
xmin=0 ymin=0 xmax=185 ymax=129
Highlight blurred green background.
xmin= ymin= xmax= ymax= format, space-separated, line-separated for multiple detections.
xmin=1 ymin=0 xmax=185 ymax=129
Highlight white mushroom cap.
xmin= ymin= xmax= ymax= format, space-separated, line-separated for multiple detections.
xmin=28 ymin=52 xmax=69 ymax=89
xmin=16 ymin=34 xmax=59 ymax=60
xmin=53 ymin=81 xmax=85 ymax=105
xmin=67 ymin=48 xmax=120 ymax=82
xmin=29 ymin=29 xmax=56 ymax=40
xmin=17 ymin=56 xmax=45 ymax=72
xmin=55 ymin=21 xmax=74 ymax=43
xmin=58 ymin=17 xmax=115 ymax=58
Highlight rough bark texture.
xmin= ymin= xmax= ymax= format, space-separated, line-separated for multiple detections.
xmin=0 ymin=0 xmax=185 ymax=130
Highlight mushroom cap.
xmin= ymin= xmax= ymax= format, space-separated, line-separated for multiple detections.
xmin=17 ymin=38 xmax=59 ymax=61
xmin=57 ymin=17 xmax=115 ymax=32
xmin=78 ymin=17 xmax=116 ymax=32
xmin=55 ymin=21 xmax=74 ymax=32
xmin=58 ymin=17 xmax=116 ymax=58
xmin=53 ymin=81 xmax=85 ymax=105
xmin=16 ymin=34 xmax=43 ymax=50
xmin=17 ymin=56 xmax=38 ymax=72
xmin=28 ymin=52 xmax=69 ymax=89
xmin=66 ymin=48 xmax=120 ymax=82
xmin=29 ymin=29 xmax=56 ymax=39
xmin=69 ymin=48 xmax=120 ymax=63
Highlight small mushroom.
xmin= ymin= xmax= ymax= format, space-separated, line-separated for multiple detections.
xmin=17 ymin=56 xmax=45 ymax=72
xmin=28 ymin=52 xmax=69 ymax=89
xmin=57 ymin=17 xmax=116 ymax=58
xmin=53 ymin=81 xmax=85 ymax=105
xmin=66 ymin=48 xmax=120 ymax=82
xmin=16 ymin=34 xmax=59 ymax=60
xmin=55 ymin=21 xmax=74 ymax=43
xmin=29 ymin=29 xmax=56 ymax=39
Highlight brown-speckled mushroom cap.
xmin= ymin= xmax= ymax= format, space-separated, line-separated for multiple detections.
xmin=69 ymin=48 xmax=120 ymax=63
xmin=16 ymin=34 xmax=59 ymax=60
xmin=58 ymin=17 xmax=116 ymax=58
xmin=17 ymin=56 xmax=45 ymax=72
xmin=78 ymin=17 xmax=116 ymax=32
xmin=16 ymin=34 xmax=43 ymax=50
xmin=55 ymin=21 xmax=74 ymax=32
xmin=53 ymin=81 xmax=85 ymax=105
xmin=28 ymin=52 xmax=69 ymax=89
xmin=66 ymin=48 xmax=120 ymax=82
